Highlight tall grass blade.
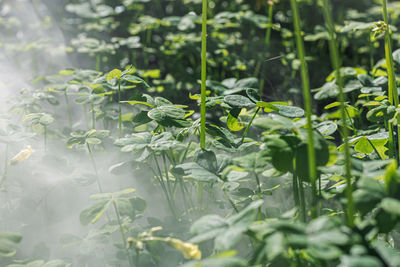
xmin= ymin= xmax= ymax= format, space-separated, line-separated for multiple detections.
xmin=290 ymin=0 xmax=318 ymax=219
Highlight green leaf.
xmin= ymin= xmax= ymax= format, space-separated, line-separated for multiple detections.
xmin=224 ymin=95 xmax=256 ymax=108
xmin=264 ymin=136 xmax=294 ymax=173
xmin=85 ymin=137 xmax=101 ymax=145
xmin=274 ymin=105 xmax=305 ymax=118
xmin=181 ymin=257 xmax=247 ymax=267
xmin=194 ymin=149 xmax=218 ymax=173
xmin=381 ymin=198 xmax=400 ymax=216
xmin=384 ymin=160 xmax=399 ymax=197
xmin=120 ymin=100 xmax=155 ymax=108
xmin=80 ymin=200 xmax=111 ymax=225
xmin=227 ymin=110 xmax=244 ymax=131
xmin=122 ymin=75 xmax=149 ymax=87
xmin=354 ymin=137 xmax=374 ymax=154
xmin=190 ymin=215 xmax=228 ymax=235
xmin=106 ymin=69 xmax=122 ymax=81
xmin=256 ymin=101 xmax=279 ymax=112
xmin=317 ymin=121 xmax=337 ymax=136
xmin=228 ymin=199 xmax=264 ymax=225
xmin=175 ymin=162 xmax=219 ymax=182
xmin=246 ymin=88 xmax=261 ymax=103
xmin=0 ymin=232 xmax=22 ymax=258
xmin=339 ymin=255 xmax=382 ymax=267
xmin=215 ymin=226 xmax=244 ymax=251
xmin=148 ymin=105 xmax=186 ymax=122
xmin=324 ymin=102 xmax=342 ymax=109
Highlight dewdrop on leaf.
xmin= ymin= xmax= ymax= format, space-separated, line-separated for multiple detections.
xmin=166 ymin=238 xmax=201 ymax=260
xmin=10 ymin=146 xmax=34 ymax=165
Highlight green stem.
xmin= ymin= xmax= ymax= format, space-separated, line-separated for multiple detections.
xmin=44 ymin=126 xmax=47 ymax=152
xmin=290 ymin=0 xmax=318 ymax=219
xmin=64 ymin=91 xmax=72 ymax=129
xmin=91 ymin=103 xmax=95 ymax=129
xmin=292 ymin=166 xmax=301 ymax=216
xmin=382 ymin=0 xmax=400 ymax=163
xmin=265 ymin=1 xmax=274 ymax=50
xmin=152 ymin=154 xmax=178 ymax=218
xmin=298 ymin=178 xmax=306 ymax=223
xmin=118 ymin=79 xmax=122 ymax=138
xmin=344 ymin=107 xmax=356 ymax=134
xmin=200 ymin=0 xmax=208 ymax=149
xmin=86 ymin=143 xmax=103 ymax=193
xmin=253 ymin=171 xmax=262 ymax=199
xmin=224 ymin=191 xmax=239 ymax=213
xmin=242 ymin=107 xmax=261 ymax=143
xmin=162 ymin=152 xmax=173 ymax=197
xmin=84 ymin=104 xmax=89 ymax=130
xmin=321 ymin=0 xmax=354 ymax=227
xmin=96 ymin=54 xmax=100 ymax=71
xmin=0 ymin=144 xmax=9 ymax=186
xmin=146 ymin=29 xmax=152 ymax=45
xmin=112 ymin=200 xmax=134 ymax=267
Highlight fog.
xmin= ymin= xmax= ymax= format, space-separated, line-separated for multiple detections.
xmin=0 ymin=1 xmax=292 ymax=266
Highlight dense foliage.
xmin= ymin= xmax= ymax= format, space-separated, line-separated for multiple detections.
xmin=2 ymin=0 xmax=400 ymax=266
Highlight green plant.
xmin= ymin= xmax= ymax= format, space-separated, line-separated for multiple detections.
xmin=320 ymin=0 xmax=355 ymax=226
xmin=290 ymin=0 xmax=318 ymax=219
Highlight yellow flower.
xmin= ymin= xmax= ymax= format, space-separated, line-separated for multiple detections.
xmin=10 ymin=146 xmax=34 ymax=165
xmin=167 ymin=238 xmax=202 ymax=260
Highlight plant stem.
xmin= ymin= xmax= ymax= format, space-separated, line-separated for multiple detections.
xmin=290 ymin=0 xmax=318 ymax=219
xmin=162 ymin=152 xmax=173 ymax=197
xmin=242 ymin=107 xmax=261 ymax=143
xmin=224 ymin=190 xmax=239 ymax=213
xmin=91 ymin=103 xmax=95 ymax=129
xmin=112 ymin=200 xmax=134 ymax=267
xmin=0 ymin=144 xmax=9 ymax=186
xmin=200 ymin=0 xmax=208 ymax=149
xmin=44 ymin=126 xmax=47 ymax=152
xmin=382 ymin=0 xmax=400 ymax=163
xmin=321 ymin=0 xmax=354 ymax=227
xmin=152 ymin=154 xmax=178 ymax=219
xmin=298 ymin=178 xmax=306 ymax=223
xmin=118 ymin=79 xmax=122 ymax=138
xmin=64 ymin=91 xmax=72 ymax=129
xmin=84 ymin=104 xmax=89 ymax=130
xmin=96 ymin=54 xmax=100 ymax=71
xmin=292 ymin=166 xmax=300 ymax=214
xmin=86 ymin=143 xmax=103 ymax=193
xmin=265 ymin=1 xmax=274 ymax=50
xmin=253 ymin=171 xmax=262 ymax=199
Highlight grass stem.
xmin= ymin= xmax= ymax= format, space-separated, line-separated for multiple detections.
xmin=321 ymin=0 xmax=354 ymax=227
xmin=290 ymin=0 xmax=318 ymax=219
xmin=382 ymin=0 xmax=400 ymax=163
xmin=118 ymin=79 xmax=122 ymax=138
xmin=64 ymin=91 xmax=72 ymax=129
xmin=200 ymin=0 xmax=208 ymax=149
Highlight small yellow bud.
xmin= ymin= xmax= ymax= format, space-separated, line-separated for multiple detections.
xmin=167 ymin=238 xmax=202 ymax=260
xmin=10 ymin=146 xmax=34 ymax=165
